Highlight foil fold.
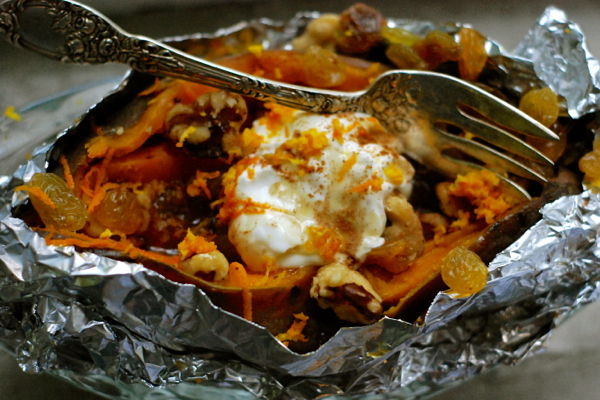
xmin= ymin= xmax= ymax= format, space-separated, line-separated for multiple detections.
xmin=513 ymin=6 xmax=600 ymax=118
xmin=1 ymin=6 xmax=599 ymax=400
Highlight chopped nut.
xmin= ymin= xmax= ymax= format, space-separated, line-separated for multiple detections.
xmin=166 ymin=90 xmax=248 ymax=148
xmin=365 ymin=195 xmax=425 ymax=274
xmin=179 ymin=250 xmax=229 ymax=281
xmin=310 ymin=262 xmax=383 ymax=324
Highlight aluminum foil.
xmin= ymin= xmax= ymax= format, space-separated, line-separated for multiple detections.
xmin=1 ymin=7 xmax=600 ymax=400
xmin=513 ymin=7 xmax=600 ymax=118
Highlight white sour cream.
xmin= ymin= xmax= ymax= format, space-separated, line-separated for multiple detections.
xmin=226 ymin=106 xmax=414 ymax=272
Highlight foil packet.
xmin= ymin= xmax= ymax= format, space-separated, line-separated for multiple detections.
xmin=1 ymin=6 xmax=600 ymax=400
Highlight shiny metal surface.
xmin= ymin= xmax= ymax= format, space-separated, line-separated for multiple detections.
xmin=1 ymin=1 xmax=600 ymax=400
xmin=1 ymin=0 xmax=557 ymax=190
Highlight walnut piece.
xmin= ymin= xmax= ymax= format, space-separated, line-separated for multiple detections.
xmin=365 ymin=195 xmax=425 ymax=274
xmin=166 ymin=90 xmax=248 ymax=148
xmin=179 ymin=250 xmax=229 ymax=281
xmin=310 ymin=262 xmax=383 ymax=324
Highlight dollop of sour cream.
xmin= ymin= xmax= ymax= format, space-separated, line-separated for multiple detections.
xmin=225 ymin=105 xmax=414 ymax=272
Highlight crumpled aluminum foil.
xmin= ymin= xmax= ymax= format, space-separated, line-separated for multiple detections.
xmin=1 ymin=6 xmax=599 ymax=400
xmin=513 ymin=7 xmax=600 ymax=118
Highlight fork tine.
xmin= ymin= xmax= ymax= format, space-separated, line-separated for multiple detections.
xmin=450 ymin=80 xmax=559 ymax=141
xmin=452 ymin=111 xmax=553 ymax=165
xmin=439 ymin=132 xmax=548 ymax=182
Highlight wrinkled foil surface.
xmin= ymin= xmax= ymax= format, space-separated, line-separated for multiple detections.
xmin=1 ymin=6 xmax=600 ymax=400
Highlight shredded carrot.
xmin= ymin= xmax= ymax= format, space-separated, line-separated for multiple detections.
xmin=85 ymin=81 xmax=211 ymax=158
xmin=59 ymin=155 xmax=75 ymax=191
xmin=44 ymin=229 xmax=179 ymax=266
xmin=337 ymin=153 xmax=357 ymax=182
xmin=14 ymin=186 xmax=56 ymax=209
xmin=95 ymin=150 xmax=114 ymax=193
xmin=217 ymin=157 xmax=273 ymax=223
xmin=449 ymin=210 xmax=471 ymax=230
xmin=87 ymin=182 xmax=120 ymax=213
xmin=186 ymin=170 xmax=220 ymax=199
xmin=81 ymin=166 xmax=100 ymax=198
xmin=275 ymin=313 xmax=309 ymax=345
xmin=228 ymin=262 xmax=253 ymax=321
xmin=138 ymin=78 xmax=161 ymax=97
xmin=217 ymin=198 xmax=283 ymax=224
xmin=257 ymin=257 xmax=276 ymax=285
xmin=433 ymin=223 xmax=448 ymax=245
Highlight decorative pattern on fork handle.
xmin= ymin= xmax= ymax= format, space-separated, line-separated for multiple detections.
xmin=2 ymin=0 xmax=562 ymax=199
xmin=0 ymin=0 xmax=421 ymax=127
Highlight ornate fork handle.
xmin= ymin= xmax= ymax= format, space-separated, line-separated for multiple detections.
xmin=0 ymin=0 xmax=369 ymax=115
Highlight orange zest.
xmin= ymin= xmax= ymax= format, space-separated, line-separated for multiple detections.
xmin=260 ymin=103 xmax=297 ymax=132
xmin=138 ymin=78 xmax=162 ymax=96
xmin=14 ymin=186 xmax=56 ymax=209
xmin=337 ymin=153 xmax=357 ymax=182
xmin=305 ymin=226 xmax=342 ymax=261
xmin=281 ymin=128 xmax=329 ymax=158
xmin=187 ymin=170 xmax=221 ymax=199
xmin=59 ymin=155 xmax=75 ymax=190
xmin=218 ymin=198 xmax=282 ymax=224
xmin=348 ymin=173 xmax=384 ymax=193
xmin=332 ymin=118 xmax=344 ymax=143
xmin=228 ymin=262 xmax=253 ymax=321
xmin=86 ymin=80 xmax=212 ymax=158
xmin=383 ymin=163 xmax=404 ymax=185
xmin=177 ymin=230 xmax=218 ymax=261
xmin=87 ymin=182 xmax=120 ymax=213
xmin=44 ymin=229 xmax=179 ymax=266
xmin=448 ymin=170 xmax=521 ymax=224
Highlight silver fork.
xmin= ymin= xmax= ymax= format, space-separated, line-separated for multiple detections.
xmin=0 ymin=0 xmax=558 ymax=198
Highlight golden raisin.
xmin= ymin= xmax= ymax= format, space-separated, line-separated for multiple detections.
xmin=527 ymin=122 xmax=567 ymax=162
xmin=413 ymin=30 xmax=462 ymax=69
xmin=27 ymin=173 xmax=87 ymax=231
xmin=381 ymin=26 xmax=421 ymax=46
xmin=519 ymin=87 xmax=559 ymax=128
xmin=92 ymin=188 xmax=145 ymax=235
xmin=302 ymin=46 xmax=347 ymax=88
xmin=457 ymin=27 xmax=488 ymax=81
xmin=579 ymin=149 xmax=600 ymax=180
xmin=441 ymin=246 xmax=487 ymax=296
xmin=385 ymin=43 xmax=427 ymax=70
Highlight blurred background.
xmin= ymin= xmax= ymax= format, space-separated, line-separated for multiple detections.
xmin=1 ymin=0 xmax=600 ymax=399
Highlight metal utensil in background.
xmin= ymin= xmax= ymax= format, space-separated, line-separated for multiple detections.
xmin=1 ymin=0 xmax=559 ymax=198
